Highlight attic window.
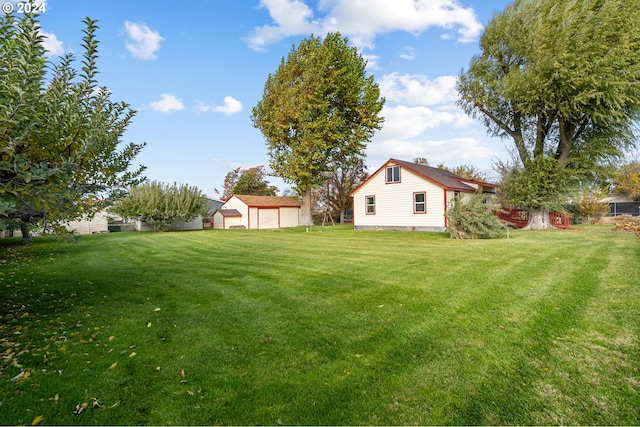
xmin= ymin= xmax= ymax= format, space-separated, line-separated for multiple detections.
xmin=386 ymin=165 xmax=400 ymax=183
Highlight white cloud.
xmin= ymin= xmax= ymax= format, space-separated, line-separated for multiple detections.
xmin=398 ymin=46 xmax=415 ymax=61
xmin=124 ymin=21 xmax=163 ymax=60
xmin=246 ymin=0 xmax=321 ymax=51
xmin=247 ymin=0 xmax=483 ymax=51
xmin=196 ymin=96 xmax=243 ymax=115
xmin=367 ymin=136 xmax=494 ymax=166
xmin=378 ymin=104 xmax=456 ymax=141
xmin=40 ymin=30 xmax=64 ymax=57
xmin=379 ymin=73 xmax=458 ymax=106
xmin=149 ymin=94 xmax=184 ymax=113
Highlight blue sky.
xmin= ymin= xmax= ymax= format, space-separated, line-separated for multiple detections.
xmin=26 ymin=0 xmax=513 ymax=197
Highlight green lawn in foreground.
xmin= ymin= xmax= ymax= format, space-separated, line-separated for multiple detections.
xmin=0 ymin=226 xmax=638 ymax=425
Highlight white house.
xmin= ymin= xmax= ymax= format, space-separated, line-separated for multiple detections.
xmin=350 ymin=158 xmax=497 ymax=232
xmin=213 ymin=195 xmax=301 ymax=229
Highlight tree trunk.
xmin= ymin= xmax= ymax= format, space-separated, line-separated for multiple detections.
xmin=300 ymin=188 xmax=314 ymax=226
xmin=19 ymin=221 xmax=31 ymax=243
xmin=523 ymin=207 xmax=553 ymax=230
xmin=339 ymin=210 xmax=345 ymax=224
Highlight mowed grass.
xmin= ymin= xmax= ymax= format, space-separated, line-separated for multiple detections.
xmin=0 ymin=226 xmax=638 ymax=425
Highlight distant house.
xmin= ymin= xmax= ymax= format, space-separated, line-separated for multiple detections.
xmin=213 ymin=195 xmax=302 ymax=229
xmin=602 ymin=195 xmax=640 ymax=217
xmin=350 ymin=158 xmax=497 ymax=232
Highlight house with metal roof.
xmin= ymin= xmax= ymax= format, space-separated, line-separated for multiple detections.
xmin=212 ymin=195 xmax=302 ymax=229
xmin=350 ymin=158 xmax=497 ymax=232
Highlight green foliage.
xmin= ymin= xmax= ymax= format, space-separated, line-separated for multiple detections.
xmin=501 ymin=156 xmax=575 ymax=210
xmin=111 ymin=181 xmax=209 ymax=231
xmin=251 ymin=32 xmax=384 ymax=224
xmin=446 ymin=193 xmax=506 ymax=239
xmin=612 ymin=160 xmax=640 ymax=201
xmin=0 ymin=14 xmax=146 ymax=240
xmin=458 ymin=0 xmax=640 ymax=226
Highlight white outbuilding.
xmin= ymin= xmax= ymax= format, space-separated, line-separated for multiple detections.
xmin=213 ymin=195 xmax=301 ymax=229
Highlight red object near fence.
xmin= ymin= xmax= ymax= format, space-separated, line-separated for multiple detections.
xmin=495 ymin=208 xmax=570 ymax=229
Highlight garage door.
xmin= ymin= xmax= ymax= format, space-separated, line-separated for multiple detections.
xmin=258 ymin=208 xmax=278 ymax=229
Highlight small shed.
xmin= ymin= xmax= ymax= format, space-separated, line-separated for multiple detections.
xmin=213 ymin=195 xmax=301 ymax=229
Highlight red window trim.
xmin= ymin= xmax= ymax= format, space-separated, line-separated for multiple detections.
xmin=385 ymin=165 xmax=401 ymax=184
xmin=413 ymin=191 xmax=426 ymax=214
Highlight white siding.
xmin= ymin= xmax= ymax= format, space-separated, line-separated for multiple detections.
xmin=213 ymin=212 xmax=224 ymax=229
xmin=66 ymin=211 xmax=109 ymax=234
xmin=352 ymin=163 xmax=447 ymax=230
xmin=279 ymin=207 xmax=300 ymax=228
xmin=166 ymin=217 xmax=203 ymax=231
xmin=220 ymin=197 xmax=249 ymax=228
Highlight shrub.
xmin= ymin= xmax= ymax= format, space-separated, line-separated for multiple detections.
xmin=446 ymin=194 xmax=507 ymax=239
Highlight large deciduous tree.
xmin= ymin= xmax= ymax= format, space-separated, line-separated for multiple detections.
xmin=251 ymin=33 xmax=384 ymax=225
xmin=0 ymin=14 xmax=145 ymax=241
xmin=457 ymin=0 xmax=640 ymax=229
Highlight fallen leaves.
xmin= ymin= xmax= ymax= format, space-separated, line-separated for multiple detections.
xmin=74 ymin=402 xmax=88 ymax=415
xmin=31 ymin=415 xmax=44 ymax=425
xmin=74 ymin=398 xmax=101 ymax=415
xmin=10 ymin=370 xmax=30 ymax=382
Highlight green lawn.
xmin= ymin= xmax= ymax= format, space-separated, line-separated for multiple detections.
xmin=1 ymin=226 xmax=639 ymax=425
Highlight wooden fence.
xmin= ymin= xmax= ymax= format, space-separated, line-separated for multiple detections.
xmin=495 ymin=208 xmax=570 ymax=229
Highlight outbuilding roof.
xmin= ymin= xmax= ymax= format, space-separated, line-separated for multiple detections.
xmin=232 ymin=195 xmax=302 ymax=208
xmin=216 ymin=209 xmax=242 ymax=217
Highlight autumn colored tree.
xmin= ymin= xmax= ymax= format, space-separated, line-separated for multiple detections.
xmin=437 ymin=164 xmax=489 ymax=183
xmin=611 ymin=160 xmax=640 ymax=201
xmin=573 ymin=188 xmax=611 ymax=224
xmin=252 ymin=33 xmax=384 ymax=225
xmin=221 ymin=166 xmax=278 ymax=200
xmin=318 ymin=158 xmax=368 ymax=223
xmin=458 ymin=0 xmax=640 ymax=229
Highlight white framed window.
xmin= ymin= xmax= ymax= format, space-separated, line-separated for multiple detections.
xmin=414 ymin=192 xmax=426 ymax=214
xmin=385 ymin=165 xmax=400 ymax=183
xmin=365 ymin=195 xmax=375 ymax=214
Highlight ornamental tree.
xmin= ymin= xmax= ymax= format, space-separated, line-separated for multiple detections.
xmin=252 ymin=33 xmax=384 ymax=225
xmin=110 ymin=181 xmax=210 ymax=232
xmin=457 ymin=0 xmax=640 ymax=229
xmin=0 ymin=15 xmax=145 ymax=241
